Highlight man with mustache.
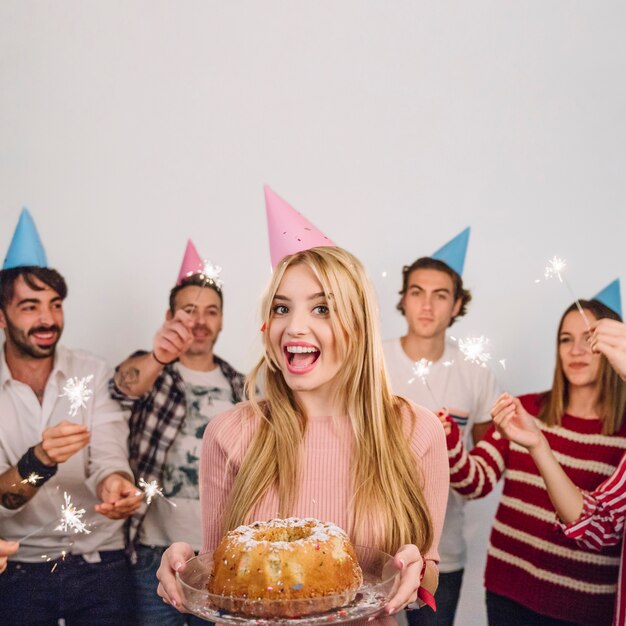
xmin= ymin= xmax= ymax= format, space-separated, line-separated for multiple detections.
xmin=110 ymin=241 xmax=245 ymax=626
xmin=0 ymin=211 xmax=141 ymax=624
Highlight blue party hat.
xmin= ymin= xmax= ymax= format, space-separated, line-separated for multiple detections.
xmin=593 ymin=279 xmax=622 ymax=318
xmin=3 ymin=208 xmax=48 ymax=270
xmin=431 ymin=227 xmax=470 ymax=276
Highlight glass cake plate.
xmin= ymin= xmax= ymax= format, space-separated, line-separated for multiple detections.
xmin=176 ymin=545 xmax=397 ymax=624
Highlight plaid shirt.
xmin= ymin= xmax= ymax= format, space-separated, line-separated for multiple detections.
xmin=109 ymin=351 xmax=245 ymax=550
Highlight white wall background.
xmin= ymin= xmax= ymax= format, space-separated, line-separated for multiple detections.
xmin=1 ymin=2 xmax=625 ymax=624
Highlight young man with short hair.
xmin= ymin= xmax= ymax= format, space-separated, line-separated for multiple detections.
xmin=383 ymin=231 xmax=500 ymax=626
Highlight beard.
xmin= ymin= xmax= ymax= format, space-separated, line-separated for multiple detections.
xmin=3 ymin=316 xmax=63 ymax=359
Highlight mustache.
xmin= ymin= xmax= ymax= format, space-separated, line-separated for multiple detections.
xmin=28 ymin=325 xmax=61 ymax=336
xmin=192 ymin=325 xmax=211 ymax=333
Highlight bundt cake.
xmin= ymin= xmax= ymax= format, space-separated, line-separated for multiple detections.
xmin=208 ymin=518 xmax=363 ymax=617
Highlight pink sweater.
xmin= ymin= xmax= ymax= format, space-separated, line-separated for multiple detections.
xmin=199 ymin=400 xmax=449 ymax=625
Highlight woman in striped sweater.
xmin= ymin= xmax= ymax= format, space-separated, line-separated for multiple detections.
xmin=441 ymin=299 xmax=626 ymax=626
xmin=156 ymin=246 xmax=449 ymax=624
xmin=494 ymin=318 xmax=626 ymax=626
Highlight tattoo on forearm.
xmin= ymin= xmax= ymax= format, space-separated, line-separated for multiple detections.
xmin=2 ymin=492 xmax=28 ymax=510
xmin=117 ymin=366 xmax=140 ymax=393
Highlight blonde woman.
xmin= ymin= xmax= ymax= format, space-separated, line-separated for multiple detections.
xmin=157 ymin=247 xmax=449 ymax=624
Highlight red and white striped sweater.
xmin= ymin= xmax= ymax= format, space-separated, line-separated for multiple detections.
xmin=562 ymin=450 xmax=626 ymax=625
xmin=446 ymin=393 xmax=626 ymax=626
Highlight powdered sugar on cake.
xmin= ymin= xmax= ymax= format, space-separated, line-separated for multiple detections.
xmin=230 ymin=518 xmax=347 ymax=551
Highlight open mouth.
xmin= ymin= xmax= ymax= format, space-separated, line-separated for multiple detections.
xmin=284 ymin=344 xmax=320 ymax=372
xmin=31 ymin=331 xmax=57 ymax=346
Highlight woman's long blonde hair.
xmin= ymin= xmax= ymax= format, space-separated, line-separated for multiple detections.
xmin=540 ymin=299 xmax=626 ymax=435
xmin=223 ymin=246 xmax=434 ymax=555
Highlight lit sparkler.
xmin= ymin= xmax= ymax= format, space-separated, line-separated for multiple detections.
xmin=60 ymin=375 xmax=94 ymax=417
xmin=55 ymin=492 xmax=91 ymax=534
xmin=541 ymin=256 xmax=591 ymax=330
xmin=42 ymin=549 xmax=68 ymax=573
xmin=188 ymin=259 xmax=223 ymax=290
xmin=189 ymin=259 xmax=224 ymax=309
xmin=458 ymin=336 xmax=492 ymax=367
xmin=544 ymin=256 xmax=567 ymax=281
xmin=21 ymin=472 xmax=44 ymax=486
xmin=18 ymin=491 xmax=91 ymax=542
xmin=408 ymin=358 xmax=440 ymax=407
xmin=136 ymin=477 xmax=177 ymax=507
xmin=199 ymin=259 xmax=223 ymax=289
xmin=409 ymin=358 xmax=432 ymax=384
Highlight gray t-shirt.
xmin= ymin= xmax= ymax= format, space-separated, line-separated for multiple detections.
xmin=139 ymin=363 xmax=234 ymax=550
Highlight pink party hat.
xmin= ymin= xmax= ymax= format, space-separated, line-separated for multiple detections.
xmin=176 ymin=239 xmax=203 ymax=285
xmin=264 ymin=186 xmax=334 ymax=268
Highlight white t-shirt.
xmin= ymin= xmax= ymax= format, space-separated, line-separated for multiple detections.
xmin=139 ymin=363 xmax=234 ymax=550
xmin=382 ymin=337 xmax=501 ymax=572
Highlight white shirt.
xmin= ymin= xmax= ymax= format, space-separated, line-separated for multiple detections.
xmin=0 ymin=345 xmax=133 ymax=562
xmin=383 ymin=337 xmax=501 ymax=572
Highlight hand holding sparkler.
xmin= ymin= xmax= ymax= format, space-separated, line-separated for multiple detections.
xmin=36 ymin=420 xmax=90 ymax=466
xmin=152 ymin=309 xmax=195 ymax=367
xmin=95 ymin=473 xmax=143 ymax=520
xmin=491 ymin=393 xmax=544 ymax=450
xmin=590 ymin=319 xmax=626 ymax=381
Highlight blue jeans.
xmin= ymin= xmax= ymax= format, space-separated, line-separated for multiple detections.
xmin=0 ymin=549 xmax=133 ymax=625
xmin=406 ymin=569 xmax=464 ymax=626
xmin=133 ymin=543 xmax=212 ymax=626
xmin=485 ymin=591 xmax=580 ymax=626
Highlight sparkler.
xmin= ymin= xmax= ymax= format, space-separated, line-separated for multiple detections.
xmin=544 ymin=256 xmax=567 ymax=281
xmin=541 ymin=256 xmax=591 ymax=330
xmin=59 ymin=375 xmax=94 ymax=417
xmin=408 ymin=358 xmax=440 ymax=407
xmin=189 ymin=259 xmax=224 ymax=309
xmin=17 ymin=491 xmax=91 ymax=542
xmin=41 ymin=549 xmax=68 ymax=573
xmin=196 ymin=259 xmax=223 ymax=290
xmin=136 ymin=478 xmax=177 ymax=507
xmin=457 ymin=336 xmax=492 ymax=367
xmin=21 ymin=472 xmax=44 ymax=486
xmin=55 ymin=492 xmax=91 ymax=534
